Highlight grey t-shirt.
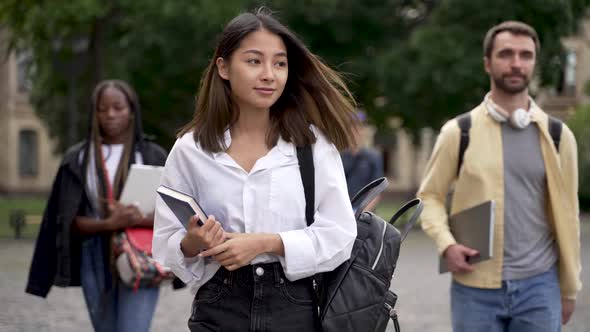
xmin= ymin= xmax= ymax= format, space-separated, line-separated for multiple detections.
xmin=501 ymin=122 xmax=557 ymax=280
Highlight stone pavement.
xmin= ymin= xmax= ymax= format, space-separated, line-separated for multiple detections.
xmin=1 ymin=220 xmax=588 ymax=332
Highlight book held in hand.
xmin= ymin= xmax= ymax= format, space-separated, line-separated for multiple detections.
xmin=156 ymin=185 xmax=207 ymax=229
xmin=439 ymin=200 xmax=495 ymax=274
xmin=119 ymin=164 xmax=164 ymax=216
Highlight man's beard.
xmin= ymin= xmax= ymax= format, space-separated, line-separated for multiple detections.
xmin=492 ymin=71 xmax=530 ymax=94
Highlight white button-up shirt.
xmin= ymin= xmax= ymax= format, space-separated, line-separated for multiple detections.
xmin=153 ymin=127 xmax=356 ymax=293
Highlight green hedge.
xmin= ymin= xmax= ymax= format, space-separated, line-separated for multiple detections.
xmin=567 ymin=103 xmax=590 ymax=211
xmin=0 ymin=198 xmax=47 ymax=238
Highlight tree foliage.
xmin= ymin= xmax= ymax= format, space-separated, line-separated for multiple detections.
xmin=377 ymin=0 xmax=590 ymax=137
xmin=568 ymin=102 xmax=590 ymax=209
xmin=1 ymin=0 xmax=589 ymax=151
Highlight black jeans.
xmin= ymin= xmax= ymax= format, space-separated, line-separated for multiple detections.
xmin=188 ymin=262 xmax=320 ymax=332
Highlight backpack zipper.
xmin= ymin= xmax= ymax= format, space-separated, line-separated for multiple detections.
xmin=371 ymin=218 xmax=387 ymax=269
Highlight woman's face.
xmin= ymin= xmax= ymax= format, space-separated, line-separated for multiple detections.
xmin=97 ymin=86 xmax=132 ymax=144
xmin=217 ymin=28 xmax=288 ymax=113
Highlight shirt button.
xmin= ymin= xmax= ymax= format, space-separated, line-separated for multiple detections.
xmin=255 ymin=267 xmax=264 ymax=276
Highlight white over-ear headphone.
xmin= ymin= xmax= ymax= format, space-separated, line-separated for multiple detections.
xmin=484 ymin=93 xmax=531 ymax=129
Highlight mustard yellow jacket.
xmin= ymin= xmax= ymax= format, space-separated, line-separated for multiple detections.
xmin=417 ymin=102 xmax=582 ymax=299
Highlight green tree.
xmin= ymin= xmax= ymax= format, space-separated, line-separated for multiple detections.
xmin=377 ymin=0 xmax=590 ymax=136
xmin=1 ymin=0 xmax=243 ymax=150
xmin=568 ymin=101 xmax=590 ymax=210
xmin=2 ymin=0 xmax=590 ymax=152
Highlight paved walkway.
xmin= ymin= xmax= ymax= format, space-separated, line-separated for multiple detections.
xmin=1 ymin=220 xmax=588 ymax=331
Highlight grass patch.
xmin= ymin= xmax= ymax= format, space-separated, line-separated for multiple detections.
xmin=0 ymin=198 xmax=47 ymax=239
xmin=375 ymin=199 xmax=420 ymax=229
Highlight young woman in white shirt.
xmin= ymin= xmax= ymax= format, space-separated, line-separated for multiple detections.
xmin=153 ymin=8 xmax=358 ymax=331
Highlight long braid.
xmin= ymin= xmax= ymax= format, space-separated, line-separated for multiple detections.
xmin=112 ymin=113 xmax=135 ymax=199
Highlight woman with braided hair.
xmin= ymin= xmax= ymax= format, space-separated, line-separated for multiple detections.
xmin=26 ymin=80 xmax=169 ymax=331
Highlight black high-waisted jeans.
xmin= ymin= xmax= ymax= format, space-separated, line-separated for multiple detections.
xmin=188 ymin=262 xmax=320 ymax=332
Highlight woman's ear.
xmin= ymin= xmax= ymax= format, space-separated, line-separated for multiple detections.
xmin=216 ymin=57 xmax=229 ymax=80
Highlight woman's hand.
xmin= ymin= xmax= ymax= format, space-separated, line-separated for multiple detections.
xmin=105 ymin=202 xmax=143 ymax=230
xmin=180 ymin=215 xmax=225 ymax=257
xmin=199 ymin=233 xmax=284 ymax=271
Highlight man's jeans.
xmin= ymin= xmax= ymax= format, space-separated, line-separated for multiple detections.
xmin=451 ymin=266 xmax=561 ymax=332
xmin=80 ymin=235 xmax=160 ymax=332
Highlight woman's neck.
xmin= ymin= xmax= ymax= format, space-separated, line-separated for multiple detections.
xmin=232 ymin=107 xmax=271 ymax=137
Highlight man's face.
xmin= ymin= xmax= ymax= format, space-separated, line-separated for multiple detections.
xmin=484 ymin=31 xmax=536 ymax=94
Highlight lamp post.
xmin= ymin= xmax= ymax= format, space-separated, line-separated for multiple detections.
xmin=51 ymin=36 xmax=88 ymax=147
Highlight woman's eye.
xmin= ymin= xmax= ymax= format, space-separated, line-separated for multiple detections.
xmin=276 ymin=61 xmax=287 ymax=68
xmin=247 ymin=59 xmax=260 ymax=65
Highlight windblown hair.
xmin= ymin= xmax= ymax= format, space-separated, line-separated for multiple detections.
xmin=483 ymin=21 xmax=540 ymax=58
xmin=178 ymin=8 xmax=358 ymax=152
xmin=88 ymin=80 xmax=139 ymax=214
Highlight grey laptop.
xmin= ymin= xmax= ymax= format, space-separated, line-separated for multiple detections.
xmin=439 ymin=200 xmax=495 ymax=274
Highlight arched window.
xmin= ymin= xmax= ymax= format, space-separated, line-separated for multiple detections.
xmin=19 ymin=129 xmax=38 ymax=177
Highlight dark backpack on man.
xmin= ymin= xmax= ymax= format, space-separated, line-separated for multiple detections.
xmin=296 ymin=146 xmax=423 ymax=332
xmin=455 ymin=112 xmax=563 ymax=175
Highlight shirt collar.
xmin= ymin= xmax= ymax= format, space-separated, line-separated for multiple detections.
xmin=276 ymin=135 xmax=295 ymax=157
xmin=211 ymin=128 xmax=295 ymax=158
xmin=483 ymin=92 xmax=540 ymax=122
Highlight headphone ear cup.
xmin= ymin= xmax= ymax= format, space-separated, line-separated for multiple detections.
xmin=509 ymin=108 xmax=531 ymax=128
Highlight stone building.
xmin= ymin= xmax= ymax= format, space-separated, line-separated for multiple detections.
xmin=0 ymin=30 xmax=60 ymax=195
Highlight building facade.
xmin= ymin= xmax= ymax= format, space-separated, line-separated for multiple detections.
xmin=0 ymin=30 xmax=61 ymax=195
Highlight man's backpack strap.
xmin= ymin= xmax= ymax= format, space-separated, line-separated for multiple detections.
xmin=296 ymin=145 xmax=315 ymax=226
xmin=548 ymin=116 xmax=563 ymax=153
xmin=455 ymin=112 xmax=562 ymax=176
xmin=456 ymin=112 xmax=471 ymax=176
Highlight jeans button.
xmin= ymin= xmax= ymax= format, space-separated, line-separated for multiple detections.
xmin=255 ymin=267 xmax=264 ymax=276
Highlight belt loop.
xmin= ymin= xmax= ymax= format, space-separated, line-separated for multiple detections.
xmin=273 ymin=263 xmax=282 ymax=286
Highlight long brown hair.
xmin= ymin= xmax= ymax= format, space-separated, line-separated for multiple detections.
xmin=88 ymin=80 xmax=140 ymax=214
xmin=178 ymin=8 xmax=358 ymax=152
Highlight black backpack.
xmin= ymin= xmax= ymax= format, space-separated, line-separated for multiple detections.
xmin=455 ymin=112 xmax=563 ymax=175
xmin=296 ymin=146 xmax=423 ymax=332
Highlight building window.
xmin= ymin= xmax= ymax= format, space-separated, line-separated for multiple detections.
xmin=563 ymin=49 xmax=577 ymax=96
xmin=19 ymin=129 xmax=38 ymax=177
xmin=16 ymin=49 xmax=33 ymax=93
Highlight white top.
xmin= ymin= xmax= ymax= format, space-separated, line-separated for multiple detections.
xmin=80 ymin=143 xmax=144 ymax=217
xmin=153 ymin=127 xmax=356 ymax=293
xmin=102 ymin=144 xmax=124 ymax=185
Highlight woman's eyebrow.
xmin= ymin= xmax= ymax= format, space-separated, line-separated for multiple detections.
xmin=242 ymin=49 xmax=287 ymax=57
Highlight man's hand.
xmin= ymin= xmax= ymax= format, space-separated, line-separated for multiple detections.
xmin=561 ymin=298 xmax=575 ymax=325
xmin=180 ymin=215 xmax=225 ymax=257
xmin=199 ymin=233 xmax=283 ymax=271
xmin=443 ymin=244 xmax=479 ymax=273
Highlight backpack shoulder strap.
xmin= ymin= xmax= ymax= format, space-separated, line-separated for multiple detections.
xmin=296 ymin=145 xmax=315 ymax=226
xmin=456 ymin=112 xmax=472 ymax=176
xmin=548 ymin=116 xmax=563 ymax=153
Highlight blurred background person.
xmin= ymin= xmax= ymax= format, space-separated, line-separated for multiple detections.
xmin=341 ymin=111 xmax=384 ymax=210
xmin=26 ymin=80 xmax=168 ymax=332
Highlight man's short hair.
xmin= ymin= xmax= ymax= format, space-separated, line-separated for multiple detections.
xmin=483 ymin=21 xmax=540 ymax=58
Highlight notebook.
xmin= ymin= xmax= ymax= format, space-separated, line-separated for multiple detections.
xmin=156 ymin=185 xmax=207 ymax=229
xmin=119 ymin=164 xmax=164 ymax=216
xmin=439 ymin=200 xmax=495 ymax=274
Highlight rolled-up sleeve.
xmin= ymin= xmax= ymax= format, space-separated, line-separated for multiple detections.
xmin=152 ymin=139 xmax=206 ymax=284
xmin=278 ymin=136 xmax=357 ymax=280
xmin=557 ymin=125 xmax=582 ymax=299
xmin=417 ymin=120 xmax=460 ymax=254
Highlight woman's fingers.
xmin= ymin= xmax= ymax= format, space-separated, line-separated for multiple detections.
xmin=199 ymin=242 xmax=228 ymax=257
